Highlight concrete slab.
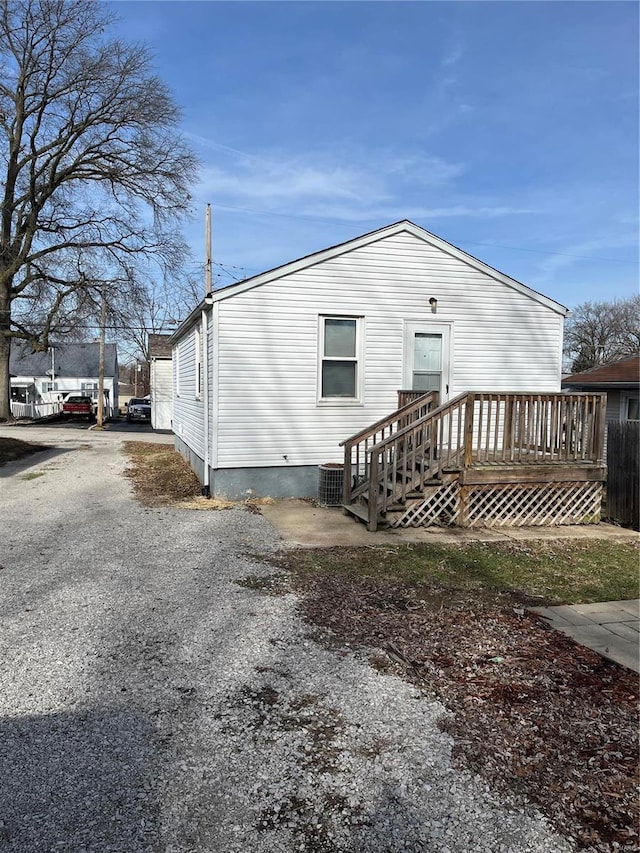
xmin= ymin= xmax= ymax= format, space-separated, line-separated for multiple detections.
xmin=528 ymin=607 xmax=574 ymax=627
xmin=260 ymin=500 xmax=508 ymax=548
xmin=570 ymin=602 xmax=639 ymax=622
xmin=530 ymin=605 xmax=595 ymax=627
xmin=607 ymin=622 xmax=640 ymax=642
xmin=617 ymin=600 xmax=640 ymax=619
xmin=590 ymin=643 xmax=640 ymax=672
xmin=261 ymin=499 xmax=640 ymax=549
xmin=561 ymin=625 xmax=623 ymax=645
xmin=528 ymin=599 xmax=640 ymax=673
xmin=501 ymin=524 xmax=639 ymax=542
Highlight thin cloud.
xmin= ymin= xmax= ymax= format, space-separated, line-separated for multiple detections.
xmin=441 ymin=38 xmax=465 ymax=69
xmin=532 ymin=234 xmax=640 ymax=283
xmin=192 ymin=139 xmax=468 ymax=217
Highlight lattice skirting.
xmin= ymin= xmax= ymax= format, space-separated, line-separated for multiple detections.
xmin=389 ymin=483 xmax=460 ymax=528
xmin=388 ymin=481 xmax=602 ymax=528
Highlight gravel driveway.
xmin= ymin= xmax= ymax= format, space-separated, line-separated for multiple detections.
xmin=0 ymin=429 xmax=573 ymax=852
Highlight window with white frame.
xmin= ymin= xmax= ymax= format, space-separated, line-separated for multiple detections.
xmin=81 ymin=382 xmax=98 ymax=401
xmin=319 ymin=316 xmax=362 ymax=402
xmin=624 ymin=394 xmax=639 ymax=421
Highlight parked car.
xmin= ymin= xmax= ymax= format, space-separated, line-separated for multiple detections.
xmin=62 ymin=395 xmax=95 ymax=422
xmin=126 ymin=397 xmax=151 ymax=423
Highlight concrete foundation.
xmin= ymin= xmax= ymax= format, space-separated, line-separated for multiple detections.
xmin=173 ymin=435 xmax=320 ymax=499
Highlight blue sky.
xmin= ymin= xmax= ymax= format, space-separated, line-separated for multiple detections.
xmin=112 ymin=1 xmax=638 ymax=309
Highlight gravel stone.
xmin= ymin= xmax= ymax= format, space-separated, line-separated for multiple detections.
xmin=0 ymin=429 xmax=575 ymax=852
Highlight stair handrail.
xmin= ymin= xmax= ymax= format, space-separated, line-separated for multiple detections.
xmin=369 ymin=391 xmax=469 ymax=454
xmin=339 ymin=392 xmax=438 ymax=448
xmin=341 ymin=391 xmax=438 ymax=505
xmin=365 ymin=392 xmax=470 ymax=530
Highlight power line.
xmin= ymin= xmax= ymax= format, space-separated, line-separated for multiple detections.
xmin=211 ymin=203 xmax=639 ymax=265
xmin=12 ymin=322 xmax=179 ymax=333
xmin=213 ymin=261 xmax=242 ymax=282
xmin=459 ymin=240 xmax=639 ymax=265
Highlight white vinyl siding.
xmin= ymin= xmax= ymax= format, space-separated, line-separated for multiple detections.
xmin=211 ymin=231 xmax=564 ymax=469
xmin=172 ymin=328 xmax=205 ymax=458
xmin=195 ymin=325 xmax=202 ymax=399
xmin=151 ymin=359 xmax=173 ymax=430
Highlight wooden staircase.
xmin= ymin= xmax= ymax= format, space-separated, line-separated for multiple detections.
xmin=341 ymin=391 xmax=607 ymax=531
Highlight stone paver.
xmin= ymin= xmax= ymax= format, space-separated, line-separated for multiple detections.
xmin=529 ymin=600 xmax=640 ymax=673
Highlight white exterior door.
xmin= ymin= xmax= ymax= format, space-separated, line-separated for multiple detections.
xmin=404 ymin=322 xmax=451 ymax=401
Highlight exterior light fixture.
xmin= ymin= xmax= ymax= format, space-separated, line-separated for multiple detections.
xmin=429 ymin=297 xmax=438 ymax=313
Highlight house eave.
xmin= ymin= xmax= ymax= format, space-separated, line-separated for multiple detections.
xmin=170 ymin=294 xmax=213 ymax=344
xmin=562 ymin=381 xmax=640 ymax=390
xmin=207 ymin=220 xmax=568 ymax=317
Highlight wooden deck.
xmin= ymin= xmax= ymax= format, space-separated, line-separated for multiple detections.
xmin=341 ymin=391 xmax=607 ymax=531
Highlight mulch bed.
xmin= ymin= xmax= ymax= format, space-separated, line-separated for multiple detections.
xmin=286 ymin=569 xmax=639 ymax=852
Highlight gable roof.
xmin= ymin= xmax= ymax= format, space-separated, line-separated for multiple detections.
xmin=148 ymin=333 xmax=172 ymax=359
xmin=209 ymin=220 xmax=568 ymax=316
xmin=562 ymin=354 xmax=640 ymax=388
xmin=9 ymin=341 xmax=118 ymax=378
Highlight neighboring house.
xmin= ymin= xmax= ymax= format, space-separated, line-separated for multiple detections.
xmin=10 ymin=341 xmax=118 ymax=418
xmin=171 ymin=220 xmax=576 ymax=509
xmin=117 ymin=380 xmax=135 ymax=414
xmin=562 ymin=354 xmax=640 ymax=424
xmin=148 ymin=333 xmax=173 ymax=431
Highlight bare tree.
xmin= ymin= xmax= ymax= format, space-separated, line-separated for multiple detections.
xmin=107 ymin=267 xmax=204 ymax=364
xmin=564 ymin=295 xmax=640 ymax=373
xmin=0 ymin=0 xmax=198 ymax=419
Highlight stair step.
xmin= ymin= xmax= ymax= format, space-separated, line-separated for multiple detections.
xmin=342 ymin=503 xmax=371 ymax=524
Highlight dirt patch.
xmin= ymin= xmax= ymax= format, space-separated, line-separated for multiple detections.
xmin=0 ymin=437 xmax=49 ymax=466
xmin=123 ymin=441 xmax=276 ymax=513
xmin=235 ymin=572 xmax=289 ymax=595
xmin=123 ymin=441 xmax=202 ymax=506
xmin=277 ymin=550 xmax=639 ymax=852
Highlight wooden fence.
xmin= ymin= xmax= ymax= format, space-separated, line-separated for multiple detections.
xmin=606 ymin=421 xmax=639 ymax=529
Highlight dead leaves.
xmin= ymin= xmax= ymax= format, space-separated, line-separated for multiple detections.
xmin=290 ymin=571 xmax=639 ymax=852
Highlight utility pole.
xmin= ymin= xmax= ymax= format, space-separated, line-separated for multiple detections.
xmin=96 ymin=295 xmax=106 ymax=428
xmin=205 ymin=203 xmax=212 ymax=295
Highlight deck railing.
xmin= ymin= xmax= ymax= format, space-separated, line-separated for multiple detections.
xmin=344 ymin=391 xmax=607 ymax=531
xmin=397 ymin=389 xmax=433 ymax=408
xmin=465 ymin=392 xmax=607 ymax=465
xmin=340 ymin=391 xmax=439 ymax=505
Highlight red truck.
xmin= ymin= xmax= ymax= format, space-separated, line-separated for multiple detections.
xmin=62 ymin=395 xmax=95 ymax=422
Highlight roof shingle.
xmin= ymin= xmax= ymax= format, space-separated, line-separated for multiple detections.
xmin=562 ymin=354 xmax=639 ymax=387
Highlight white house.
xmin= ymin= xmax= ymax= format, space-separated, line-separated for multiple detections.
xmin=171 ymin=220 xmax=569 ymax=501
xmin=10 ymin=341 xmax=118 ymax=418
xmin=148 ymin=333 xmax=173 ymax=431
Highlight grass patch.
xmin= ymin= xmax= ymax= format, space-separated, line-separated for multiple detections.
xmin=22 ymin=470 xmax=45 ymax=481
xmin=280 ymin=539 xmax=639 ymax=605
xmin=0 ymin=437 xmax=48 ymax=466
